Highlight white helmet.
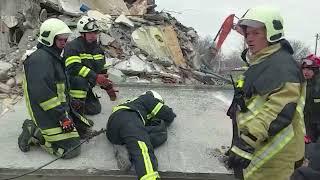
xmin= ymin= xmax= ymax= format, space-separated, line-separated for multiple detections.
xmin=144 ymin=90 xmax=164 ymax=103
xmin=77 ymin=16 xmax=99 ymax=33
xmin=38 ymin=18 xmax=71 ymax=46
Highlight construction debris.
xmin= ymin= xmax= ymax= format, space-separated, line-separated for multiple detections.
xmin=0 ymin=0 xmax=231 ymax=111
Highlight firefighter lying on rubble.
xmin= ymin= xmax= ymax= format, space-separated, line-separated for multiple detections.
xmin=18 ymin=18 xmax=93 ymax=158
xmin=106 ymin=90 xmax=176 ymax=180
xmin=63 ymin=16 xmax=117 ymax=117
xmin=226 ymin=6 xmax=306 ymax=180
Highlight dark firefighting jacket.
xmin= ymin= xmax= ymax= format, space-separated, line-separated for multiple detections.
xmin=111 ymin=93 xmax=176 ymax=126
xmin=23 ymin=43 xmax=79 ymax=142
xmin=231 ymin=40 xmax=306 ymax=179
xmin=63 ymin=36 xmax=105 ymax=85
xmin=304 ymin=78 xmax=320 ymax=137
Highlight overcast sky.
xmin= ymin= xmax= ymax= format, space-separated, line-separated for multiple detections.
xmin=156 ymin=0 xmax=320 ymax=55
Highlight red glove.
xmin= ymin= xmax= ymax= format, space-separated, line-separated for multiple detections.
xmin=304 ymin=135 xmax=312 ymax=144
xmin=101 ymin=85 xmax=118 ymax=101
xmin=60 ymin=117 xmax=75 ymax=133
xmin=96 ymin=74 xmax=112 ymax=87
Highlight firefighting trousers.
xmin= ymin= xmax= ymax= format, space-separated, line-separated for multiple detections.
xmin=27 ymin=119 xmax=81 ymax=159
xmin=69 ymin=76 xmax=101 ymax=115
xmin=106 ymin=110 xmax=160 ymax=179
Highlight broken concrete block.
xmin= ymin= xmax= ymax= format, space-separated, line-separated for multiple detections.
xmin=18 ymin=29 xmax=37 ymax=51
xmin=126 ymin=76 xmax=150 ymax=83
xmin=115 ymin=14 xmax=134 ymax=27
xmin=0 ymin=62 xmax=13 ymax=81
xmin=137 ymin=54 xmax=148 ymax=61
xmin=114 ymin=55 xmax=147 ymax=75
xmin=58 ymin=0 xmax=82 ymax=16
xmin=145 ymin=62 xmax=162 ymax=74
xmin=39 ymin=9 xmax=48 ymax=22
xmin=107 ymin=67 xmax=126 ymax=82
xmin=100 ymin=33 xmax=115 ymax=46
xmin=128 ymin=0 xmax=148 ymax=15
xmin=87 ymin=10 xmax=111 ymax=21
xmin=0 ymin=82 xmax=11 ymax=93
xmin=58 ymin=15 xmax=78 ymax=28
xmin=2 ymin=16 xmax=18 ymax=28
xmin=104 ymin=58 xmax=120 ymax=69
xmin=5 ymin=78 xmax=15 ymax=88
xmin=87 ymin=10 xmax=113 ymax=31
xmin=132 ymin=26 xmax=186 ymax=68
xmin=158 ymin=57 xmax=173 ymax=67
xmin=82 ymin=0 xmax=129 ymax=15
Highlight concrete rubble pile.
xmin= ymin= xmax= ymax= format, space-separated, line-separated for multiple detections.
xmin=0 ymin=0 xmax=228 ymax=105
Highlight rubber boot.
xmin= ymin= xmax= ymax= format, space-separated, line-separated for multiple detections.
xmin=113 ymin=144 xmax=132 ymax=171
xmin=18 ymin=119 xmax=40 ymax=152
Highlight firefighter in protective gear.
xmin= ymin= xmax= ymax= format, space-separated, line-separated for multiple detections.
xmin=63 ymin=16 xmax=117 ymax=116
xmin=226 ymin=6 xmax=306 ymax=180
xmin=106 ymin=90 xmax=176 ymax=180
xmin=301 ymin=54 xmax=320 ymax=143
xmin=18 ymin=18 xmax=92 ymax=158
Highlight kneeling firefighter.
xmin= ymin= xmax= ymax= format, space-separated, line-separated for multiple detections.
xmin=63 ymin=16 xmax=118 ymax=117
xmin=106 ymin=90 xmax=176 ymax=180
xmin=18 ymin=18 xmax=93 ymax=159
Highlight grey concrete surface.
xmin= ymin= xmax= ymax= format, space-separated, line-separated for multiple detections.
xmin=0 ymin=85 xmax=235 ymax=179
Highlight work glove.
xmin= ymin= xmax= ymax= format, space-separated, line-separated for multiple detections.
xmin=96 ymin=74 xmax=113 ymax=87
xmin=227 ymin=138 xmax=254 ymax=170
xmin=96 ymin=74 xmax=118 ymax=101
xmin=304 ymin=135 xmax=312 ymax=144
xmin=101 ymin=85 xmax=118 ymax=101
xmin=59 ymin=117 xmax=75 ymax=133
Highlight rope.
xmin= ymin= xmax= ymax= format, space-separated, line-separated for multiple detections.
xmin=1 ymin=128 xmax=107 ymax=180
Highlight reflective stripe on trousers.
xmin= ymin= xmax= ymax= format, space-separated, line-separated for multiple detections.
xmin=138 ymin=141 xmax=160 ymax=180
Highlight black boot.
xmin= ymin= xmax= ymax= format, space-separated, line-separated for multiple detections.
xmin=18 ymin=119 xmax=41 ymax=152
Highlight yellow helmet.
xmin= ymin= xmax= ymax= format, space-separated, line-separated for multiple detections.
xmin=238 ymin=6 xmax=284 ymax=42
xmin=38 ymin=18 xmax=72 ymax=46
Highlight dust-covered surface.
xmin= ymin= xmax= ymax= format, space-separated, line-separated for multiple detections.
xmin=0 ymin=85 xmax=234 ymax=178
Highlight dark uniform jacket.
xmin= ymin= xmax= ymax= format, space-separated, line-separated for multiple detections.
xmin=111 ymin=93 xmax=176 ymax=126
xmin=23 ymin=43 xmax=79 ymax=142
xmin=304 ymin=78 xmax=320 ymax=139
xmin=63 ymin=37 xmax=105 ymax=85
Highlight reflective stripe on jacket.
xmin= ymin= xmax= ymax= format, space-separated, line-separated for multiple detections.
xmin=234 ymin=43 xmax=306 ymax=178
xmin=23 ymin=44 xmax=79 ymax=142
xmin=63 ymin=37 xmax=106 ymax=84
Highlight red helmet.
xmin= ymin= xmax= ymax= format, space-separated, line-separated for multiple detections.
xmin=301 ymin=54 xmax=320 ymax=68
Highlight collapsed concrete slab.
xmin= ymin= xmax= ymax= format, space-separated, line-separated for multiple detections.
xmin=132 ymin=25 xmax=187 ymax=68
xmin=0 ymin=85 xmax=235 ymax=179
